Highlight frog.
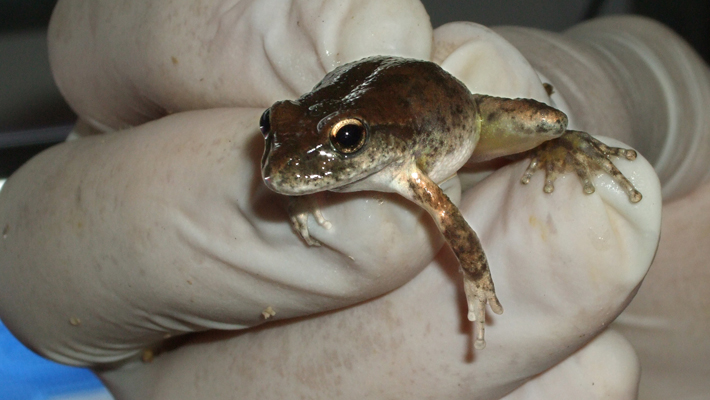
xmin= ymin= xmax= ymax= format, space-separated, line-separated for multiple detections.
xmin=259 ymin=55 xmax=642 ymax=350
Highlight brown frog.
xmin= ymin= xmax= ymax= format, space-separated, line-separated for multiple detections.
xmin=259 ymin=55 xmax=641 ymax=349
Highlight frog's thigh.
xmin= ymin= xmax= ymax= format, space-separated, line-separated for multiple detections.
xmin=471 ymin=95 xmax=568 ymax=162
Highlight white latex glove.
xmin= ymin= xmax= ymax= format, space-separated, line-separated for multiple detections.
xmin=497 ymin=17 xmax=710 ymax=399
xmin=0 ymin=1 xmax=661 ymax=398
xmin=0 ymin=0 xmax=435 ymax=365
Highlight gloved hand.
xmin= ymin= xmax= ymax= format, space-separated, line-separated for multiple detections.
xmin=0 ymin=1 xmax=663 ymax=398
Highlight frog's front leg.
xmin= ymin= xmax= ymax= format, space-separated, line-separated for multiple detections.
xmin=393 ymin=165 xmax=503 ymax=350
xmin=521 ymin=130 xmax=642 ymax=202
xmin=470 ymin=95 xmax=568 ymax=162
xmin=288 ymin=195 xmax=332 ymax=246
xmin=472 ymin=95 xmax=642 ymax=202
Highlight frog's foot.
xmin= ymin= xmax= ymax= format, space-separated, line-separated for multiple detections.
xmin=462 ymin=270 xmax=504 ymax=350
xmin=520 ymin=130 xmax=642 ymax=203
xmin=288 ymin=196 xmax=332 ymax=247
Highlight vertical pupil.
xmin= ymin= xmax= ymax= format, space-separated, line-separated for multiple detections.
xmin=336 ymin=124 xmax=363 ymax=148
xmin=259 ymin=109 xmax=271 ymax=136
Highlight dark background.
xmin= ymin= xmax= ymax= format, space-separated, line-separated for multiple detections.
xmin=0 ymin=0 xmax=708 ymax=178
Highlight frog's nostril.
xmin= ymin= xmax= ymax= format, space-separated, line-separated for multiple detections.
xmin=259 ymin=108 xmax=271 ymax=136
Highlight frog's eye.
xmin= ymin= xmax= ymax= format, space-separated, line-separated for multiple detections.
xmin=259 ymin=109 xmax=271 ymax=136
xmin=329 ymin=118 xmax=367 ymax=154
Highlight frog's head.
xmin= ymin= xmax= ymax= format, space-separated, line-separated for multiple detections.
xmin=260 ymin=98 xmax=405 ymax=195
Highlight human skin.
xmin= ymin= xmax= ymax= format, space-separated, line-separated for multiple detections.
xmin=5 ymin=0 xmax=707 ymax=399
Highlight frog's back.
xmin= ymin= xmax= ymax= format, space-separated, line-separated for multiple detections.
xmin=306 ymin=56 xmax=481 ymax=183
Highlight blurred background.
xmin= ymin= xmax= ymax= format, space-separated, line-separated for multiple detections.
xmin=0 ymin=0 xmax=707 ymax=398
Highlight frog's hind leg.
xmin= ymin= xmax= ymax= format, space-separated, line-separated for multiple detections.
xmin=521 ymin=130 xmax=642 ymax=203
xmin=394 ymin=165 xmax=503 ymax=350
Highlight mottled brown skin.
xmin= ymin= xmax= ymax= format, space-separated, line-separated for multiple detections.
xmin=260 ymin=55 xmax=642 ymax=350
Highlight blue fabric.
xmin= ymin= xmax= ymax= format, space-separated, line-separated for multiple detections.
xmin=0 ymin=320 xmax=108 ymax=399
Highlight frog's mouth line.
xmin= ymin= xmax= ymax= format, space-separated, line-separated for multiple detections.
xmin=262 ymin=160 xmax=395 ymax=197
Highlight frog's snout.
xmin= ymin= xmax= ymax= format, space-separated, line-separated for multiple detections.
xmin=261 ymin=163 xmax=282 ymax=195
xmin=261 ymin=160 xmax=309 ymax=196
xmin=261 ymin=148 xmax=335 ymax=196
xmin=260 ymin=140 xmax=277 ymax=189
xmin=260 ymin=144 xmax=304 ymax=196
